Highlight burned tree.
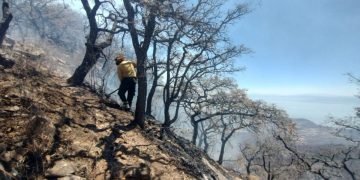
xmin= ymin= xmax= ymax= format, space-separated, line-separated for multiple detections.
xmin=183 ymin=76 xmax=236 ymax=145
xmin=198 ymin=120 xmax=218 ymax=153
xmin=239 ymin=143 xmax=262 ymax=177
xmin=209 ymin=89 xmax=261 ymax=164
xmin=240 ymin=139 xmax=297 ymax=180
xmin=146 ymin=40 xmax=166 ymax=116
xmin=153 ymin=0 xmax=249 ymax=137
xmin=0 ymin=0 xmax=12 ymax=46
xmin=67 ymin=0 xmax=124 ymax=86
xmin=121 ymin=0 xmax=157 ymax=128
xmin=9 ymin=0 xmax=84 ymax=51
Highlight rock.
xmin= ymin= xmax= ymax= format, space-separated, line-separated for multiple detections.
xmin=3 ymin=106 xmax=20 ymax=112
xmin=57 ymin=175 xmax=86 ymax=180
xmin=45 ymin=155 xmax=51 ymax=163
xmin=46 ymin=160 xmax=75 ymax=177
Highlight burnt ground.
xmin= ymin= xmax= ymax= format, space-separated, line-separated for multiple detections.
xmin=0 ymin=47 xmax=241 ymax=180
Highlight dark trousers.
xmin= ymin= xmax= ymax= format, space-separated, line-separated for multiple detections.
xmin=118 ymin=77 xmax=136 ymax=107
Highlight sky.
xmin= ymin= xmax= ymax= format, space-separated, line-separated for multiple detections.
xmin=230 ymin=0 xmax=360 ymax=123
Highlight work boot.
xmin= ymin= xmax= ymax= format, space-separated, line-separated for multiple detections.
xmin=121 ymin=102 xmax=130 ymax=111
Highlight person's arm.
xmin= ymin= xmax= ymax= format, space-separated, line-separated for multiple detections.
xmin=132 ymin=61 xmax=137 ymax=68
xmin=117 ymin=66 xmax=123 ymax=81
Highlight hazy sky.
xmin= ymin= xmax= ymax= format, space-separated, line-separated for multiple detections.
xmin=230 ymin=0 xmax=360 ymax=123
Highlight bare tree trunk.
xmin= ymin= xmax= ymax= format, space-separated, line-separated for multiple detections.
xmin=218 ymin=140 xmax=227 ymax=165
xmin=146 ymin=66 xmax=158 ymax=116
xmin=218 ymin=118 xmax=237 ymax=164
xmin=192 ymin=120 xmax=199 ymax=145
xmin=134 ymin=53 xmax=147 ymax=128
xmin=67 ymin=47 xmax=98 ymax=85
xmin=146 ymin=40 xmax=158 ymax=116
xmin=67 ymin=31 xmax=115 ymax=85
xmin=123 ymin=0 xmax=156 ymax=129
xmin=203 ymin=132 xmax=209 ymax=153
xmin=68 ymin=0 xmax=116 ymax=86
xmin=160 ymin=102 xmax=172 ymax=138
xmin=246 ymin=163 xmax=251 ymax=176
xmin=0 ymin=0 xmax=13 ymax=46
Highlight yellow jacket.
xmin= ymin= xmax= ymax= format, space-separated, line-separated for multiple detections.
xmin=117 ymin=60 xmax=137 ymax=81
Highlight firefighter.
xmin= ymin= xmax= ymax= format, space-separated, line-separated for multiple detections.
xmin=115 ymin=54 xmax=137 ymax=110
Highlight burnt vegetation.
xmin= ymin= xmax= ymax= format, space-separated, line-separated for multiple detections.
xmin=0 ymin=0 xmax=359 ymax=179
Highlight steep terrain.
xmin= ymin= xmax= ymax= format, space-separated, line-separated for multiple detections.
xmin=0 ymin=46 xmax=240 ymax=179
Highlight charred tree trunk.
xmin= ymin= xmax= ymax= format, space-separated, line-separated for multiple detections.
xmin=218 ymin=139 xmax=227 ymax=165
xmin=146 ymin=71 xmax=157 ymax=116
xmin=190 ymin=112 xmax=201 ymax=145
xmin=67 ymin=0 xmax=106 ymax=86
xmin=0 ymin=0 xmax=13 ymax=46
xmin=218 ymin=118 xmax=237 ymax=164
xmin=192 ymin=121 xmax=199 ymax=145
xmin=123 ymin=0 xmax=156 ymax=129
xmin=160 ymin=101 xmax=172 ymax=138
xmin=134 ymin=53 xmax=147 ymax=128
xmin=67 ymin=46 xmax=98 ymax=85
xmin=246 ymin=163 xmax=251 ymax=176
xmin=67 ymin=27 xmax=115 ymax=85
xmin=146 ymin=41 xmax=158 ymax=116
xmin=201 ymin=121 xmax=210 ymax=153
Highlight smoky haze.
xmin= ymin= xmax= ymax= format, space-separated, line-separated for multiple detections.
xmin=1 ymin=0 xmax=359 ymax=179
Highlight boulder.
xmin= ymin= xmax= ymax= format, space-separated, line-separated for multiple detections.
xmin=46 ymin=160 xmax=75 ymax=177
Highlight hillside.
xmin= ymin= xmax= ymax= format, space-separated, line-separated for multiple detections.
xmin=292 ymin=118 xmax=354 ymax=146
xmin=0 ymin=46 xmax=240 ymax=179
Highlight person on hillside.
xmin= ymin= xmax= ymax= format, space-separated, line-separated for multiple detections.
xmin=115 ymin=54 xmax=137 ymax=111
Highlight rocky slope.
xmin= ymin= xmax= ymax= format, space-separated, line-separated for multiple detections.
xmin=0 ymin=45 xmax=240 ymax=179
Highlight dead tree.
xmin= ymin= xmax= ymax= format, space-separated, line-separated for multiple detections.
xmin=183 ymin=76 xmax=236 ymax=145
xmin=240 ymin=143 xmax=262 ymax=176
xmin=198 ymin=120 xmax=218 ymax=153
xmin=158 ymin=1 xmax=249 ymax=137
xmin=122 ymin=0 xmax=156 ymax=128
xmin=214 ymin=90 xmax=262 ymax=164
xmin=0 ymin=0 xmax=12 ymax=46
xmin=9 ymin=0 xmax=84 ymax=51
xmin=67 ymin=0 xmax=124 ymax=86
xmin=145 ymin=39 xmax=166 ymax=116
xmin=276 ymin=135 xmax=359 ymax=180
xmin=217 ymin=113 xmax=259 ymax=165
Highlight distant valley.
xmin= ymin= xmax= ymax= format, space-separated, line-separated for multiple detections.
xmin=292 ymin=118 xmax=353 ymax=146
